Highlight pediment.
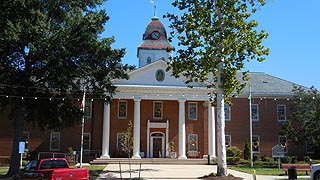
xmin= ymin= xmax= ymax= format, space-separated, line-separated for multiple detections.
xmin=114 ymin=60 xmax=207 ymax=88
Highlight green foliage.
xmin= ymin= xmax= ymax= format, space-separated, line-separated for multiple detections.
xmin=169 ymin=141 xmax=175 ymax=152
xmin=281 ymin=156 xmax=292 ymax=163
xmin=304 ymin=156 xmax=311 ymax=163
xmin=164 ymin=0 xmax=269 ymax=102
xmin=280 ymin=86 xmax=320 ymax=151
xmin=253 ymin=154 xmax=259 ymax=162
xmin=0 ymin=0 xmax=132 ymax=175
xmin=0 ymin=0 xmax=132 ymax=129
xmin=227 ymin=157 xmax=240 ymax=165
xmin=243 ymin=139 xmax=250 ymax=160
xmin=227 ymin=146 xmax=242 ymax=157
xmin=260 ymin=155 xmax=273 ymax=162
xmin=120 ymin=120 xmax=134 ymax=157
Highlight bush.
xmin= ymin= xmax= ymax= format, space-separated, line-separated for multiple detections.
xmin=261 ymin=155 xmax=273 ymax=162
xmin=243 ymin=140 xmax=250 ymax=160
xmin=304 ymin=156 xmax=311 ymax=163
xmin=281 ymin=156 xmax=292 ymax=163
xmin=253 ymin=154 xmax=259 ymax=162
xmin=227 ymin=157 xmax=240 ymax=165
xmin=227 ymin=146 xmax=242 ymax=157
xmin=291 ymin=156 xmax=298 ymax=163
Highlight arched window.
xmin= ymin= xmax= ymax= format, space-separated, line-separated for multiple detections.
xmin=147 ymin=57 xmax=151 ymax=64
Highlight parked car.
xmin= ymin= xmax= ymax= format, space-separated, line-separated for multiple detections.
xmin=14 ymin=158 xmax=89 ymax=180
xmin=311 ymin=163 xmax=320 ymax=180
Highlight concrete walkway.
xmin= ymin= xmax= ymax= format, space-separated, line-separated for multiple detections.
xmin=92 ymin=164 xmax=310 ymax=180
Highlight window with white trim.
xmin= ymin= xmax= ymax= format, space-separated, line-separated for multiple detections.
xmin=277 ymin=105 xmax=286 ymax=122
xmin=224 ymin=104 xmax=231 ymax=120
xmin=188 ymin=134 xmax=198 ymax=151
xmin=252 ymin=135 xmax=260 ymax=153
xmin=118 ymin=100 xmax=127 ymax=119
xmin=225 ymin=135 xmax=231 ymax=148
xmin=116 ymin=133 xmax=125 ymax=150
xmin=188 ymin=102 xmax=197 ymax=120
xmin=83 ymin=133 xmax=91 ymax=150
xmin=251 ymin=104 xmax=259 ymax=121
xmin=50 ymin=132 xmax=60 ymax=151
xmin=153 ymin=101 xmax=163 ymax=119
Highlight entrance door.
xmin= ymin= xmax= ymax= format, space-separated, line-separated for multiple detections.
xmin=152 ymin=137 xmax=162 ymax=158
xmin=150 ymin=132 xmax=165 ymax=158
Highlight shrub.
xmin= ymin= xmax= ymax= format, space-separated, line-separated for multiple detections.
xmin=227 ymin=146 xmax=242 ymax=157
xmin=253 ymin=154 xmax=259 ymax=162
xmin=291 ymin=156 xmax=298 ymax=163
xmin=281 ymin=156 xmax=292 ymax=163
xmin=304 ymin=156 xmax=311 ymax=163
xmin=243 ymin=140 xmax=250 ymax=160
xmin=261 ymin=155 xmax=273 ymax=162
xmin=227 ymin=157 xmax=241 ymax=165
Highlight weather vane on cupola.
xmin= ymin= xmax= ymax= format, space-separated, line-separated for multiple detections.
xmin=150 ymin=0 xmax=158 ymax=18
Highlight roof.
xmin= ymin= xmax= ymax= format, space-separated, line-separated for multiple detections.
xmin=138 ymin=16 xmax=172 ymax=50
xmin=238 ymin=72 xmax=307 ymax=98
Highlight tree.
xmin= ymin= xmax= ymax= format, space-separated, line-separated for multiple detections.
xmin=164 ymin=0 xmax=268 ymax=176
xmin=120 ymin=120 xmax=134 ymax=180
xmin=120 ymin=120 xmax=134 ymax=158
xmin=281 ymin=86 xmax=320 ymax=154
xmin=0 ymin=0 xmax=132 ymax=176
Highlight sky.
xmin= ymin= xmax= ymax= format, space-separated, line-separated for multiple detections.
xmin=101 ymin=0 xmax=320 ymax=89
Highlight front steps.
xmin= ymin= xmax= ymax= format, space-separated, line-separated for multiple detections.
xmin=90 ymin=158 xmax=212 ymax=165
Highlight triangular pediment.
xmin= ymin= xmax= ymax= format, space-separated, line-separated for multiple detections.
xmin=114 ymin=60 xmax=207 ymax=88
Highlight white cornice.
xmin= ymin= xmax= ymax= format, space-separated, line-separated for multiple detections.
xmin=114 ymin=84 xmax=212 ymax=101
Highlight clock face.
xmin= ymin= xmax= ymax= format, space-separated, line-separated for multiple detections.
xmin=151 ymin=31 xmax=160 ymax=40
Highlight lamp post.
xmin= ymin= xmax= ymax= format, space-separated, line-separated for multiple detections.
xmin=80 ymin=89 xmax=86 ymax=168
xmin=248 ymin=84 xmax=253 ymax=168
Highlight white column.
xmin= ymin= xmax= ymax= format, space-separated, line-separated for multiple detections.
xmin=178 ymin=99 xmax=187 ymax=159
xmin=101 ymin=102 xmax=110 ymax=158
xmin=147 ymin=120 xmax=150 ymax=158
xmin=208 ymin=102 xmax=216 ymax=158
xmin=166 ymin=120 xmax=169 ymax=158
xmin=132 ymin=97 xmax=141 ymax=159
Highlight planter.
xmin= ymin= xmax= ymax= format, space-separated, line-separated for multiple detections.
xmin=170 ymin=152 xmax=176 ymax=158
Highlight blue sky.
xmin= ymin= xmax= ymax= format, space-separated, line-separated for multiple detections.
xmin=102 ymin=0 xmax=320 ymax=89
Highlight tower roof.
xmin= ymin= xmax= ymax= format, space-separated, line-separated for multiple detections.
xmin=138 ymin=16 xmax=173 ymax=50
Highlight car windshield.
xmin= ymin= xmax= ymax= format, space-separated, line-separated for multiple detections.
xmin=40 ymin=160 xmax=68 ymax=169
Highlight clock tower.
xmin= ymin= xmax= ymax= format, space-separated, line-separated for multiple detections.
xmin=137 ymin=16 xmax=173 ymax=67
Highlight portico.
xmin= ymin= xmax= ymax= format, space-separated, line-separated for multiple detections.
xmin=100 ymin=82 xmax=216 ymax=159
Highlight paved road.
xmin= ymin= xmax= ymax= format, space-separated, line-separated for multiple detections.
xmin=91 ymin=164 xmax=310 ymax=180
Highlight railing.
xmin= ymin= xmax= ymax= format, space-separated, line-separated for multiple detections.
xmin=37 ymin=152 xmax=66 ymax=160
xmin=75 ymin=150 xmax=101 ymax=163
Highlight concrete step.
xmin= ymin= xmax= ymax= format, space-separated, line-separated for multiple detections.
xmin=90 ymin=158 xmax=211 ymax=165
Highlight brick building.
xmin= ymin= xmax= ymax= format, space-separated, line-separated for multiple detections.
xmin=0 ymin=16 xmax=309 ymax=162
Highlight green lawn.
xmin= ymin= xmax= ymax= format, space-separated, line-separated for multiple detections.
xmin=229 ymin=165 xmax=310 ymax=180
xmin=0 ymin=165 xmax=105 ymax=179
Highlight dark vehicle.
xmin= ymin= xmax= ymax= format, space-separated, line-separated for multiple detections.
xmin=14 ymin=158 xmax=89 ymax=180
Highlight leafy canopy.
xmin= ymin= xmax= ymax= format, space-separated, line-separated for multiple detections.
xmin=0 ymin=0 xmax=132 ymax=130
xmin=281 ymin=86 xmax=320 ymax=151
xmin=164 ymin=0 xmax=269 ymax=99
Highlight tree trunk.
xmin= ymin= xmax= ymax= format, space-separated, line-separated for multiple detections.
xmin=216 ymin=61 xmax=227 ymax=176
xmin=6 ymin=103 xmax=25 ymax=177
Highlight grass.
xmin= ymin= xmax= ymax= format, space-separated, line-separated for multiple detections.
xmin=84 ymin=165 xmax=106 ymax=178
xmin=229 ymin=165 xmax=310 ymax=180
xmin=0 ymin=165 xmax=106 ymax=179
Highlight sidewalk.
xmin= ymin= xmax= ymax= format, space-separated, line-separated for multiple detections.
xmin=94 ymin=164 xmax=307 ymax=180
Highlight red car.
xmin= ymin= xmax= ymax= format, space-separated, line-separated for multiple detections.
xmin=14 ymin=158 xmax=89 ymax=180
